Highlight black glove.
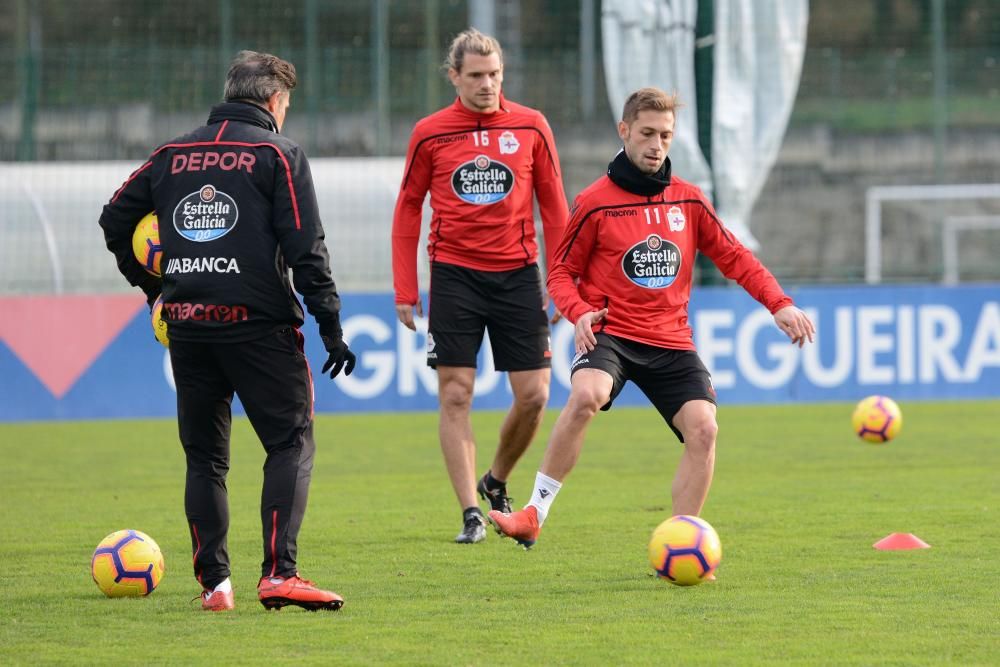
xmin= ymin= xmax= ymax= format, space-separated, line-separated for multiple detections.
xmin=320 ymin=334 xmax=356 ymax=379
xmin=145 ymin=290 xmax=159 ymax=312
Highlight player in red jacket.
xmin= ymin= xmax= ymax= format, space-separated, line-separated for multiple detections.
xmin=392 ymin=29 xmax=569 ymax=543
xmin=488 ymin=87 xmax=815 ymax=550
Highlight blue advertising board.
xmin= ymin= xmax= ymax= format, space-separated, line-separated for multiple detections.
xmin=0 ymin=285 xmax=997 ymax=422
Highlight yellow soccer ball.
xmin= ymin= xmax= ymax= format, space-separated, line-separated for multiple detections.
xmin=648 ymin=515 xmax=722 ymax=586
xmin=91 ymin=529 xmax=166 ymax=597
xmin=151 ymin=296 xmax=169 ymax=347
xmin=851 ymin=395 xmax=902 ymax=443
xmin=132 ymin=212 xmax=162 ymax=276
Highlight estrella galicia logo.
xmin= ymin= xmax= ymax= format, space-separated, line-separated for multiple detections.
xmin=451 ymin=154 xmax=514 ymax=205
xmin=172 ymin=185 xmax=239 ymax=242
xmin=621 ymin=234 xmax=681 ymax=288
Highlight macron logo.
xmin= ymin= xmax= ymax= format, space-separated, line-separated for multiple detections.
xmin=539 ymin=489 xmax=550 ymax=499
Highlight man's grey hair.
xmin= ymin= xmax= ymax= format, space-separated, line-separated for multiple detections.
xmin=223 ymin=50 xmax=297 ymax=104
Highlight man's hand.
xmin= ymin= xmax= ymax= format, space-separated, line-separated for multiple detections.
xmin=395 ymin=301 xmax=424 ymax=331
xmin=774 ymin=305 xmax=815 ymax=348
xmin=320 ymin=336 xmax=356 ymax=379
xmin=542 ymin=289 xmax=562 ymax=324
xmin=574 ymin=308 xmax=608 ymax=354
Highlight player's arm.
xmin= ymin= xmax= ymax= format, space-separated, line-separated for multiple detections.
xmin=531 ymin=114 xmax=570 ymax=323
xmin=547 ymin=203 xmax=607 ymax=354
xmin=547 ymin=199 xmax=602 ymax=330
xmin=696 ymin=195 xmax=814 ymax=347
xmin=531 ymin=116 xmax=570 ymax=271
xmin=271 ymin=146 xmax=355 ymax=374
xmin=98 ymin=160 xmax=162 ymax=307
xmin=391 ymin=127 xmax=433 ymax=330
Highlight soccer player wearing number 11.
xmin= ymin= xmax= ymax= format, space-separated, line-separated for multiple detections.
xmin=488 ymin=87 xmax=816 ymax=550
xmin=392 ymin=29 xmax=569 ymax=544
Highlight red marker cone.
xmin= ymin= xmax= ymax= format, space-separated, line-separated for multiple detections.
xmin=873 ymin=533 xmax=931 ymax=550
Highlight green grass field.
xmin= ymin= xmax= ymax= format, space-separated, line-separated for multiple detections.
xmin=1 ymin=401 xmax=997 ymax=665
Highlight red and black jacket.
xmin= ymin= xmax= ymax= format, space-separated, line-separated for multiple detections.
xmin=392 ymin=95 xmax=568 ymax=306
xmin=99 ymin=101 xmax=343 ymax=343
xmin=548 ymin=151 xmax=793 ymax=350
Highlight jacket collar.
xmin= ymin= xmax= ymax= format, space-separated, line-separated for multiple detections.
xmin=450 ymin=93 xmax=509 ymax=120
xmin=207 ymin=101 xmax=279 ymax=133
xmin=607 ymin=149 xmax=671 ymax=197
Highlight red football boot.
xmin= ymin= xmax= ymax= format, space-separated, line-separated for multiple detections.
xmin=257 ymin=574 xmax=344 ymax=611
xmin=201 ymin=588 xmax=235 ymax=612
xmin=487 ymin=506 xmax=540 ymax=549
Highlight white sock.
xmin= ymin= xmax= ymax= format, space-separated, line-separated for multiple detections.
xmin=527 ymin=471 xmax=562 ymax=525
xmin=212 ymin=578 xmax=232 ymax=594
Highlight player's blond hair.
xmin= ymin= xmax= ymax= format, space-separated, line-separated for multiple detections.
xmin=445 ymin=28 xmax=503 ymax=73
xmin=622 ymin=87 xmax=681 ymax=124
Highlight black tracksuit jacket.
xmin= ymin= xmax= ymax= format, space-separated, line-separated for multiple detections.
xmin=99 ymin=101 xmax=342 ymax=343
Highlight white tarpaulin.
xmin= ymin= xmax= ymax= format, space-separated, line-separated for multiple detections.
xmin=602 ymin=0 xmax=808 ymax=249
xmin=601 ymin=0 xmax=713 ymax=199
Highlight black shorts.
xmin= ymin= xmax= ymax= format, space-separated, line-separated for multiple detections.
xmin=428 ymin=261 xmax=551 ymax=371
xmin=570 ymin=333 xmax=717 ymax=442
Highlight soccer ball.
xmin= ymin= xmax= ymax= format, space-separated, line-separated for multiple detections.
xmin=91 ymin=529 xmax=165 ymax=597
xmin=851 ymin=395 xmax=902 ymax=443
xmin=132 ymin=212 xmax=162 ymax=276
xmin=648 ymin=515 xmax=722 ymax=586
xmin=151 ymin=296 xmax=169 ymax=347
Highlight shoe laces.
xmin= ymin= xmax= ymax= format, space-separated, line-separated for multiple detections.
xmin=193 ymin=590 xmax=214 ymax=604
xmin=487 ymin=485 xmax=510 ymax=499
xmin=495 ymin=492 xmax=513 ymax=513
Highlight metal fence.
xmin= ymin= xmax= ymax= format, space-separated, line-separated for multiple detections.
xmin=2 ymin=0 xmax=999 ymax=292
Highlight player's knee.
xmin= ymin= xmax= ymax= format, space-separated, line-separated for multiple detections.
xmin=683 ymin=417 xmax=718 ymax=454
xmin=438 ymin=379 xmax=473 ymax=412
xmin=567 ymin=386 xmax=607 ymax=418
xmin=514 ymin=382 xmax=549 ymax=413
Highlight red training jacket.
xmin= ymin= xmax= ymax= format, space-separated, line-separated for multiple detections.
xmin=548 ymin=172 xmax=792 ymax=350
xmin=392 ymin=95 xmax=569 ymax=305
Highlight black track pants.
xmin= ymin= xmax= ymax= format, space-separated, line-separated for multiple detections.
xmin=169 ymin=326 xmax=316 ymax=589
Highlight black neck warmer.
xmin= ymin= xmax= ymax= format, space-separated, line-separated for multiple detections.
xmin=606 ymin=149 xmax=671 ymax=197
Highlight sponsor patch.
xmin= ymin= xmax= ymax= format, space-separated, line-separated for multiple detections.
xmin=164 ymin=257 xmax=240 ymax=274
xmin=451 ymin=155 xmax=514 ymax=205
xmin=163 ymin=301 xmax=248 ymax=322
xmin=173 ymin=185 xmax=239 ymax=242
xmin=435 ymin=134 xmax=468 ymax=145
xmin=621 ymin=234 xmax=682 ymax=289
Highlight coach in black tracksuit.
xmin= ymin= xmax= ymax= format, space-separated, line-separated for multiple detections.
xmin=99 ymin=51 xmax=354 ymax=610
